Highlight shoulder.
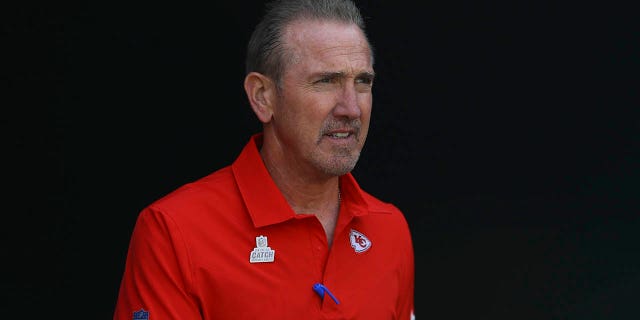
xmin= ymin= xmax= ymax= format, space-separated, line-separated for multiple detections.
xmin=360 ymin=189 xmax=404 ymax=216
xmin=146 ymin=165 xmax=240 ymax=220
xmin=359 ymin=190 xmax=411 ymax=233
xmin=354 ymin=190 xmax=414 ymax=264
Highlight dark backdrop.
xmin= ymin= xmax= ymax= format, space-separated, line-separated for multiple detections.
xmin=5 ymin=0 xmax=638 ymax=318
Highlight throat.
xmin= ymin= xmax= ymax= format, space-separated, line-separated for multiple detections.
xmin=319 ymin=211 xmax=339 ymax=247
xmin=291 ymin=191 xmax=341 ymax=246
xmin=292 ymin=204 xmax=339 ymax=246
xmin=319 ymin=190 xmax=340 ymax=246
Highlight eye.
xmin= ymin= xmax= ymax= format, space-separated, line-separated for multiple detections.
xmin=316 ymin=77 xmax=333 ymax=84
xmin=315 ymin=74 xmax=342 ymax=84
xmin=355 ymin=75 xmax=374 ymax=91
xmin=355 ymin=75 xmax=374 ymax=86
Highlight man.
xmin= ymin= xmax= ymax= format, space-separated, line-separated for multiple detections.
xmin=113 ymin=0 xmax=415 ymax=319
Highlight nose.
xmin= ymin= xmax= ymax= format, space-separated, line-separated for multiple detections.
xmin=333 ymin=82 xmax=362 ymax=119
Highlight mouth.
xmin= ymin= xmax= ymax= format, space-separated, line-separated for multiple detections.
xmin=320 ymin=120 xmax=361 ymax=143
xmin=325 ymin=131 xmax=353 ymax=139
xmin=320 ymin=129 xmax=359 ymax=149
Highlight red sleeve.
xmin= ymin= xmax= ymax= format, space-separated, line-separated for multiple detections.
xmin=113 ymin=207 xmax=201 ymax=320
xmin=396 ymin=214 xmax=416 ymax=320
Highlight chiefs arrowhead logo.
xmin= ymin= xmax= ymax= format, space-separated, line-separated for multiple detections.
xmin=349 ymin=229 xmax=372 ymax=253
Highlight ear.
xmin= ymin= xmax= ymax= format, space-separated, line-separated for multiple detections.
xmin=244 ymin=72 xmax=276 ymax=123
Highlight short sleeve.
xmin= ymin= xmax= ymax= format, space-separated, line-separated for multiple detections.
xmin=113 ymin=207 xmax=201 ymax=320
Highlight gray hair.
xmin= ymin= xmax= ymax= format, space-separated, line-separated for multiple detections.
xmin=245 ymin=0 xmax=373 ymax=87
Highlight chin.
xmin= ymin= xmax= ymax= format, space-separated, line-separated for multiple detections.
xmin=321 ymin=156 xmax=359 ymax=176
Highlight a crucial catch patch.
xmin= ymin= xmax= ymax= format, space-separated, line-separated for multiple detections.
xmin=250 ymin=235 xmax=275 ymax=263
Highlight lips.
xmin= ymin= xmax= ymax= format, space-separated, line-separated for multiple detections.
xmin=321 ymin=120 xmax=361 ymax=140
xmin=325 ymin=131 xmax=352 ymax=138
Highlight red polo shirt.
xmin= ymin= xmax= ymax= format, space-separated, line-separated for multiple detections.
xmin=113 ymin=134 xmax=415 ymax=320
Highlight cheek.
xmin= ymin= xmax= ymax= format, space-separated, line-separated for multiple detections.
xmin=279 ymin=98 xmax=325 ymax=139
xmin=358 ymin=98 xmax=372 ymax=139
xmin=357 ymin=90 xmax=373 ymax=106
xmin=358 ymin=96 xmax=373 ymax=120
xmin=360 ymin=119 xmax=370 ymax=141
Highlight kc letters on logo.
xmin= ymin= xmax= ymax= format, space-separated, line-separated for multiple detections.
xmin=349 ymin=229 xmax=372 ymax=253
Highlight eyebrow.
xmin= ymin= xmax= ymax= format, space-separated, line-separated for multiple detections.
xmin=314 ymin=71 xmax=376 ymax=80
xmin=357 ymin=71 xmax=375 ymax=79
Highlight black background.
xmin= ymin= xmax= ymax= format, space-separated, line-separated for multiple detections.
xmin=4 ymin=0 xmax=639 ymax=318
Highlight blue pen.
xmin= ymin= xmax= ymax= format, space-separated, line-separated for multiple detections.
xmin=312 ymin=283 xmax=340 ymax=304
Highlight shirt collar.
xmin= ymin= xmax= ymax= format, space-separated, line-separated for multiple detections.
xmin=231 ymin=133 xmax=382 ymax=228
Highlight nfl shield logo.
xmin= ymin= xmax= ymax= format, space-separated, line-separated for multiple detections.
xmin=256 ymin=235 xmax=267 ymax=248
xmin=133 ymin=309 xmax=149 ymax=320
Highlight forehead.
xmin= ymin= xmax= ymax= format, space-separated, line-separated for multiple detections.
xmin=282 ymin=19 xmax=373 ymax=73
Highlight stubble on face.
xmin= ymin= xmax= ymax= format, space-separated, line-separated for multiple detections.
xmin=312 ymin=118 xmax=363 ymax=176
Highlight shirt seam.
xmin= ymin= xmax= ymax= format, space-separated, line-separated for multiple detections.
xmin=148 ymin=205 xmax=198 ymax=305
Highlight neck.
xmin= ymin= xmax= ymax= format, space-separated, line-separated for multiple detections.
xmin=260 ymin=144 xmax=341 ymax=245
xmin=276 ymin=174 xmax=341 ymax=247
